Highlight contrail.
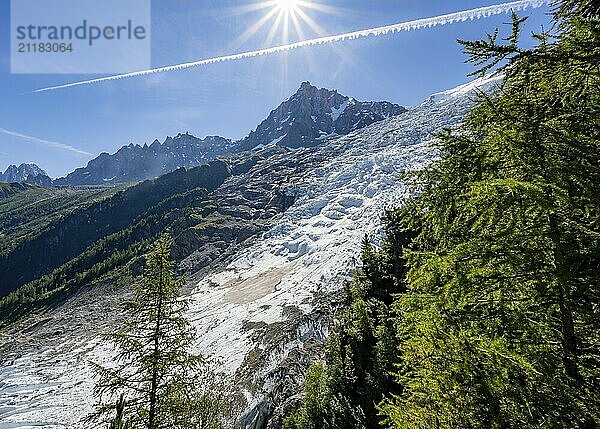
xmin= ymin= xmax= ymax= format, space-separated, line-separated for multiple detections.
xmin=0 ymin=127 xmax=92 ymax=156
xmin=34 ymin=0 xmax=548 ymax=93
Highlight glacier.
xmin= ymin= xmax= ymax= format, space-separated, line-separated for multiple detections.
xmin=0 ymin=77 xmax=498 ymax=429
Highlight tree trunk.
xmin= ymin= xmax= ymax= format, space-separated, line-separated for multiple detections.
xmin=549 ymin=212 xmax=580 ymax=380
xmin=148 ymin=258 xmax=165 ymax=428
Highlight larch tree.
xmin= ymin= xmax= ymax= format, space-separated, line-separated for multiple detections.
xmin=91 ymin=235 xmax=228 ymax=429
xmin=381 ymin=3 xmax=600 ymax=428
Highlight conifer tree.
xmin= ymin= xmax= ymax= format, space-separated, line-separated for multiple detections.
xmin=553 ymin=0 xmax=600 ymax=20
xmin=91 ymin=235 xmax=228 ymax=429
xmin=284 ymin=229 xmax=415 ymax=428
xmin=381 ymin=3 xmax=600 ymax=428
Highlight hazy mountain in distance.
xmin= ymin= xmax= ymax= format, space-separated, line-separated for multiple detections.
xmin=53 ymin=133 xmax=234 ymax=186
xmin=0 ymin=163 xmax=52 ymax=187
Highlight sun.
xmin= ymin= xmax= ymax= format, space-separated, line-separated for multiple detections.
xmin=276 ymin=0 xmax=300 ymax=14
xmin=230 ymin=0 xmax=338 ymax=48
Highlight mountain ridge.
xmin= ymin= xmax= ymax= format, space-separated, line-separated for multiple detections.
xmin=52 ymin=82 xmax=406 ymax=186
xmin=53 ymin=134 xmax=234 ymax=186
xmin=237 ymin=81 xmax=407 ymax=151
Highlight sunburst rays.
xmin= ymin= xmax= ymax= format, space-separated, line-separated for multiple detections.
xmin=228 ymin=0 xmax=337 ymax=95
xmin=231 ymin=0 xmax=338 ymax=48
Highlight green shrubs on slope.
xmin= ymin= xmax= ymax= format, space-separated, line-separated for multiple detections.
xmin=0 ymin=161 xmax=230 ymax=297
xmin=0 ymin=162 xmax=231 ymax=328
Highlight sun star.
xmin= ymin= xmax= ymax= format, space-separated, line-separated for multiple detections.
xmin=277 ymin=0 xmax=300 ymax=15
xmin=228 ymin=0 xmax=338 ymax=48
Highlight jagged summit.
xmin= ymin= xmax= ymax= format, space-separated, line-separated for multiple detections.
xmin=0 ymin=163 xmax=51 ymax=187
xmin=53 ymin=133 xmax=234 ymax=186
xmin=238 ymin=81 xmax=407 ymax=151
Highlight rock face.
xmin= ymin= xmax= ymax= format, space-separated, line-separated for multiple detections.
xmin=53 ymin=82 xmax=406 ymax=186
xmin=238 ymin=81 xmax=407 ymax=151
xmin=0 ymin=77 xmax=501 ymax=429
xmin=54 ymin=133 xmax=234 ymax=186
xmin=0 ymin=163 xmax=52 ymax=187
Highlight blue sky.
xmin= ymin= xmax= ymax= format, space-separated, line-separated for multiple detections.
xmin=0 ymin=0 xmax=552 ymax=178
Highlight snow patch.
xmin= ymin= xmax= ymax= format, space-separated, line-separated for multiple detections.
xmin=329 ymin=100 xmax=350 ymax=122
xmin=428 ymin=74 xmax=503 ymax=104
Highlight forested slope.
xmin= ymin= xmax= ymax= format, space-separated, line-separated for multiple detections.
xmin=286 ymin=4 xmax=600 ymax=428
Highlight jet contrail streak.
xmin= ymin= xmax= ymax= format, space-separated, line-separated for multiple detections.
xmin=0 ymin=127 xmax=92 ymax=155
xmin=34 ymin=0 xmax=548 ymax=93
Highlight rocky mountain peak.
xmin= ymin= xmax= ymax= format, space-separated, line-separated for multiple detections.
xmin=299 ymin=80 xmax=312 ymax=89
xmin=238 ymin=82 xmax=407 ymax=151
xmin=53 ymin=133 xmax=236 ymax=186
xmin=0 ymin=163 xmax=52 ymax=187
xmin=3 ymin=164 xmax=18 ymax=176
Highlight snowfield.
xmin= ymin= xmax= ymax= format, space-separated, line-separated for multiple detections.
xmin=0 ymin=78 xmax=495 ymax=428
